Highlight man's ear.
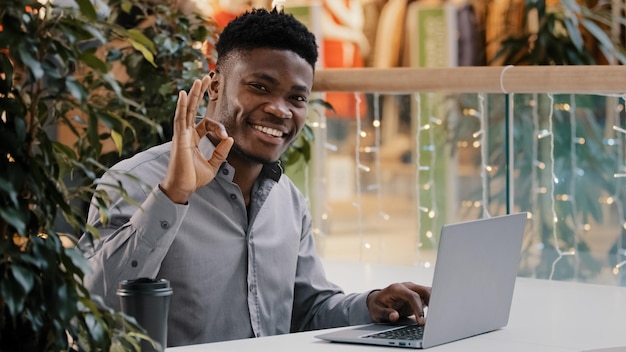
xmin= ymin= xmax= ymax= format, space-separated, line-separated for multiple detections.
xmin=208 ymin=71 xmax=220 ymax=101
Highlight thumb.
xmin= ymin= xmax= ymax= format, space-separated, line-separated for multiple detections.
xmin=208 ymin=137 xmax=233 ymax=169
xmin=386 ymin=310 xmax=400 ymax=322
xmin=372 ymin=306 xmax=400 ymax=323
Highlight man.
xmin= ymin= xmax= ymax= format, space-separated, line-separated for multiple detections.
xmin=80 ymin=7 xmax=430 ymax=347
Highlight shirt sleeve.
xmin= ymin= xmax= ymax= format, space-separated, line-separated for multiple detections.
xmin=290 ymin=209 xmax=374 ymax=332
xmin=79 ymin=171 xmax=187 ymax=311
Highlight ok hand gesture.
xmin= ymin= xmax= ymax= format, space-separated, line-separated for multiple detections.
xmin=160 ymin=76 xmax=234 ymax=204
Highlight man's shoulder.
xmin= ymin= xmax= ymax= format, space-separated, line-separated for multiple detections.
xmin=275 ymin=174 xmax=308 ymax=205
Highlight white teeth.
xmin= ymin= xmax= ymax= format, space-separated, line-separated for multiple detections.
xmin=254 ymin=125 xmax=283 ymax=137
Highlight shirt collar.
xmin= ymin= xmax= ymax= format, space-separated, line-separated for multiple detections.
xmin=199 ymin=136 xmax=283 ymax=183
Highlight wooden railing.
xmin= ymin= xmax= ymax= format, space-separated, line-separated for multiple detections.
xmin=312 ymin=66 xmax=626 ymax=94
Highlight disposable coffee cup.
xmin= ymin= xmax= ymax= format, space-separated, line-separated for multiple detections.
xmin=117 ymin=278 xmax=173 ymax=351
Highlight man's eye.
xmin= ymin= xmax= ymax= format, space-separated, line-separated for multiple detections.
xmin=250 ymin=83 xmax=268 ymax=91
xmin=293 ymin=95 xmax=308 ymax=103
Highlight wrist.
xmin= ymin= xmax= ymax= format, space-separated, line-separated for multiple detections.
xmin=158 ymin=184 xmax=189 ymax=205
xmin=366 ymin=289 xmax=381 ymax=309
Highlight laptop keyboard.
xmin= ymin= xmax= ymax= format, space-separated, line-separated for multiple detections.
xmin=364 ymin=324 xmax=425 ymax=340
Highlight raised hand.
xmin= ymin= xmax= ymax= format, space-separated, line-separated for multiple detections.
xmin=160 ymin=76 xmax=234 ymax=204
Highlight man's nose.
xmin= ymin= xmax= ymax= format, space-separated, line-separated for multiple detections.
xmin=264 ymin=98 xmax=293 ymax=119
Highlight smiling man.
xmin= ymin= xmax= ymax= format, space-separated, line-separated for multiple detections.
xmin=80 ymin=8 xmax=430 ymax=348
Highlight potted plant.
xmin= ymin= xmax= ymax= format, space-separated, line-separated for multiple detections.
xmin=1 ymin=0 xmax=321 ymax=349
xmin=0 ymin=0 xmax=219 ymax=349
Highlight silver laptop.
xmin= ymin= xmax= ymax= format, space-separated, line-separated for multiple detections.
xmin=315 ymin=212 xmax=527 ymax=349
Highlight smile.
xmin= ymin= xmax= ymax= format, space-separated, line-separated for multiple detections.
xmin=253 ymin=124 xmax=284 ymax=138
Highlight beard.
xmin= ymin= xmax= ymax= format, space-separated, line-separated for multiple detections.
xmin=229 ymin=141 xmax=277 ymax=165
xmin=218 ymin=96 xmax=289 ymax=166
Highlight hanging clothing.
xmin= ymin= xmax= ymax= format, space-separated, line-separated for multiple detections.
xmin=322 ymin=0 xmax=368 ymax=119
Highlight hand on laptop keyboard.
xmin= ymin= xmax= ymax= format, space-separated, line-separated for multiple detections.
xmin=366 ymin=282 xmax=431 ymax=325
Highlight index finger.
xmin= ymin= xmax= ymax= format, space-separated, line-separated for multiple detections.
xmin=400 ymin=282 xmax=430 ymax=324
xmin=195 ymin=117 xmax=228 ymax=140
xmin=186 ymin=77 xmax=210 ymax=127
xmin=403 ymin=282 xmax=431 ymax=305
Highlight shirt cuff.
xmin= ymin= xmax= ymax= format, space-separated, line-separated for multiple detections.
xmin=130 ymin=185 xmax=188 ymax=249
xmin=349 ymin=291 xmax=375 ymax=325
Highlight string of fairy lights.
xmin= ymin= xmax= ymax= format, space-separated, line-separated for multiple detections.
xmin=477 ymin=93 xmax=491 ymax=218
xmin=370 ymin=93 xmax=389 ymax=258
xmin=544 ymin=93 xmax=568 ymax=280
xmin=353 ymin=93 xmax=391 ymax=259
xmin=414 ymin=93 xmax=443 ymax=252
xmin=610 ymin=95 xmax=626 ymax=277
xmin=310 ymin=88 xmax=626 ymax=284
xmin=353 ymin=93 xmax=365 ymax=258
xmin=414 ymin=94 xmax=424 ymax=255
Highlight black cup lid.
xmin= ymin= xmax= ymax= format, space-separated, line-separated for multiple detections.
xmin=118 ymin=277 xmax=171 ymax=291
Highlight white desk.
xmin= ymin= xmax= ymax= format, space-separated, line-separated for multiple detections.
xmin=169 ymin=260 xmax=626 ymax=351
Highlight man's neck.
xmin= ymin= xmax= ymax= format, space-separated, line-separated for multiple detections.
xmin=228 ymin=154 xmax=263 ymax=202
xmin=206 ymin=134 xmax=265 ymax=206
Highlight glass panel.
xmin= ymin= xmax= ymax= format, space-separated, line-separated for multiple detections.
xmin=306 ymin=91 xmax=626 ymax=287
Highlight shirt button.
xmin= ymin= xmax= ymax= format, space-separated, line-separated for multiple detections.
xmin=230 ymin=194 xmax=237 ymax=200
xmin=160 ymin=221 xmax=170 ymax=229
xmin=222 ymin=168 xmax=229 ymax=175
xmin=131 ymin=260 xmax=138 ymax=267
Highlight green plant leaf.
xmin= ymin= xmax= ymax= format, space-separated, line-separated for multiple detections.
xmin=128 ymin=38 xmax=157 ymax=67
xmin=87 ymin=111 xmax=101 ymax=156
xmin=581 ymin=18 xmax=617 ymax=59
xmin=66 ymin=76 xmax=88 ymax=102
xmin=10 ymin=264 xmax=35 ymax=294
xmin=560 ymin=0 xmax=581 ymax=14
xmin=0 ymin=53 xmax=14 ymax=94
xmin=111 ymin=130 xmax=124 ymax=155
xmin=53 ymin=141 xmax=78 ymax=161
xmin=120 ymin=0 xmax=133 ymax=13
xmin=0 ymin=207 xmax=27 ymax=235
xmin=81 ymin=24 xmax=108 ymax=45
xmin=102 ymin=72 xmax=122 ymax=96
xmin=127 ymin=29 xmax=156 ymax=50
xmin=563 ymin=17 xmax=583 ymax=52
xmin=65 ymin=247 xmax=92 ymax=276
xmin=310 ymin=98 xmax=335 ymax=113
xmin=0 ymin=276 xmax=26 ymax=317
xmin=74 ymin=0 xmax=99 ymax=21
xmin=17 ymin=44 xmax=44 ymax=80
xmin=79 ymin=51 xmax=108 ymax=72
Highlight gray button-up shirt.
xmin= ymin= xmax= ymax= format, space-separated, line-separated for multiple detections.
xmin=79 ymin=137 xmax=372 ymax=347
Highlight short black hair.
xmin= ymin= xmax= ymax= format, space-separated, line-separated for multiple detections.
xmin=215 ymin=8 xmax=318 ymax=71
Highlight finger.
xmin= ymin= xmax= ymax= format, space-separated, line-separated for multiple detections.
xmin=381 ymin=309 xmax=400 ymax=323
xmin=397 ymin=283 xmax=427 ymax=325
xmin=195 ymin=75 xmax=211 ymax=115
xmin=375 ymin=284 xmax=426 ymax=324
xmin=368 ymin=290 xmax=402 ymax=323
xmin=174 ymin=90 xmax=188 ymax=138
xmin=186 ymin=79 xmax=203 ymax=127
xmin=403 ymin=282 xmax=431 ymax=305
xmin=207 ymin=137 xmax=234 ymax=170
xmin=196 ymin=118 xmax=228 ymax=140
xmin=201 ymin=74 xmax=211 ymax=91
xmin=188 ymin=76 xmax=211 ymax=126
xmin=407 ymin=282 xmax=430 ymax=306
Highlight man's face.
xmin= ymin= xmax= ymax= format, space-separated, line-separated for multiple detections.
xmin=210 ymin=48 xmax=313 ymax=165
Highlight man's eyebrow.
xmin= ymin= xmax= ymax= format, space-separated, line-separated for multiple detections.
xmin=251 ymin=72 xmax=310 ymax=94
